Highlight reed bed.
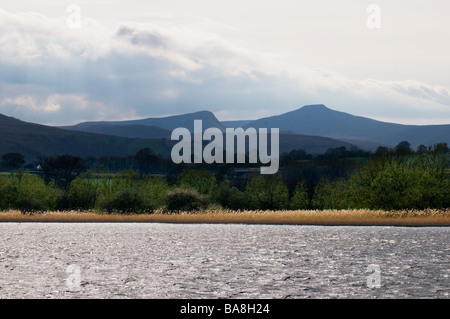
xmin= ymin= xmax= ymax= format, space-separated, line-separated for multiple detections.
xmin=0 ymin=209 xmax=448 ymax=226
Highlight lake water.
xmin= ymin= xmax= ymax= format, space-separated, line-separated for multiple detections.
xmin=0 ymin=223 xmax=448 ymax=299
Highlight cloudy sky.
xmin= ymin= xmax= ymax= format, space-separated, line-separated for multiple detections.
xmin=1 ymin=0 xmax=450 ymax=125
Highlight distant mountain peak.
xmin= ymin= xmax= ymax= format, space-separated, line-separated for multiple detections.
xmin=244 ymin=104 xmax=450 ymax=147
xmin=301 ymin=104 xmax=328 ymax=110
xmin=65 ymin=108 xmax=224 ymax=134
xmin=297 ymin=104 xmax=334 ymax=114
xmin=191 ymin=110 xmax=215 ymax=116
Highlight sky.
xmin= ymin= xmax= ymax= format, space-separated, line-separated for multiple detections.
xmin=0 ymin=0 xmax=450 ymax=126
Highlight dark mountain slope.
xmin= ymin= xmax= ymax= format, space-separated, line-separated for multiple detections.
xmin=69 ymin=110 xmax=224 ymax=133
xmin=245 ymin=104 xmax=450 ymax=147
xmin=62 ymin=123 xmax=171 ymax=139
xmin=0 ymin=114 xmax=173 ymax=160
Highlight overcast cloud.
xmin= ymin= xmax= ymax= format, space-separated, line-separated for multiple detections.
xmin=0 ymin=1 xmax=449 ymax=125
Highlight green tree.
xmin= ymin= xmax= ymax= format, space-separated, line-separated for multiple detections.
xmin=246 ymin=174 xmax=289 ymax=210
xmin=134 ymin=148 xmax=160 ymax=175
xmin=1 ymin=153 xmax=25 ymax=171
xmin=416 ymin=145 xmax=427 ymax=154
xmin=290 ymin=180 xmax=310 ymax=209
xmin=375 ymin=146 xmax=390 ymax=157
xmin=394 ymin=141 xmax=412 ymax=156
xmin=430 ymin=142 xmax=449 ymax=155
xmin=141 ymin=176 xmax=170 ymax=208
xmin=368 ymin=162 xmax=421 ymax=209
xmin=348 ymin=152 xmax=450 ymax=209
xmin=312 ymin=178 xmax=350 ymax=210
xmin=177 ymin=169 xmax=218 ymax=198
xmin=39 ymin=155 xmax=85 ymax=189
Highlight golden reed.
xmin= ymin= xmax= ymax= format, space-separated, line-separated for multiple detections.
xmin=0 ymin=209 xmax=448 ymax=226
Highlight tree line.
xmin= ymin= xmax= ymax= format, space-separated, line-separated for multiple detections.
xmin=0 ymin=141 xmax=448 ymax=213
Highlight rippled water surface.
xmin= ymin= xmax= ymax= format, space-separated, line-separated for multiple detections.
xmin=0 ymin=223 xmax=448 ymax=298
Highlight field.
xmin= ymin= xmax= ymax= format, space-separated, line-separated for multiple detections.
xmin=0 ymin=209 xmax=449 ymax=226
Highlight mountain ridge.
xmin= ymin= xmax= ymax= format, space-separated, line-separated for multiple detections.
xmin=243 ymin=104 xmax=450 ymax=147
xmin=68 ymin=110 xmax=224 ymax=132
xmin=2 ymin=104 xmax=449 ymax=161
xmin=0 ymin=111 xmax=362 ymax=160
xmin=65 ymin=104 xmax=450 ymax=148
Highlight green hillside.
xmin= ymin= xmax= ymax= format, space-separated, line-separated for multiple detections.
xmin=0 ymin=114 xmax=173 ymax=160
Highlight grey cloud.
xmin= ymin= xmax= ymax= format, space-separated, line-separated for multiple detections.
xmin=389 ymin=81 xmax=450 ymax=106
xmin=116 ymin=25 xmax=169 ymax=49
xmin=0 ymin=8 xmax=449 ymax=125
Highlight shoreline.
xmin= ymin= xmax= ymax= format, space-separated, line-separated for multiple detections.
xmin=0 ymin=209 xmax=449 ymax=227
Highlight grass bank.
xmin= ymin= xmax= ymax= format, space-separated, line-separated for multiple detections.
xmin=0 ymin=209 xmax=449 ymax=226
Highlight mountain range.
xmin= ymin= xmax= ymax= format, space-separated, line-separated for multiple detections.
xmin=1 ymin=104 xmax=449 ymax=161
xmin=63 ymin=104 xmax=450 ymax=148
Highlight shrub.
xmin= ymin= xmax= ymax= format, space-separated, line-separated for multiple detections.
xmin=165 ymin=188 xmax=209 ymax=212
xmin=16 ymin=197 xmax=47 ymax=214
xmin=141 ymin=177 xmax=170 ymax=208
xmin=67 ymin=173 xmax=101 ymax=210
xmin=0 ymin=175 xmax=14 ymax=210
xmin=15 ymin=175 xmax=61 ymax=213
xmin=177 ymin=169 xmax=218 ymax=197
xmin=0 ymin=171 xmax=60 ymax=213
xmin=217 ymin=181 xmax=248 ymax=210
xmin=96 ymin=171 xmax=139 ymax=208
xmin=101 ymin=187 xmax=153 ymax=214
